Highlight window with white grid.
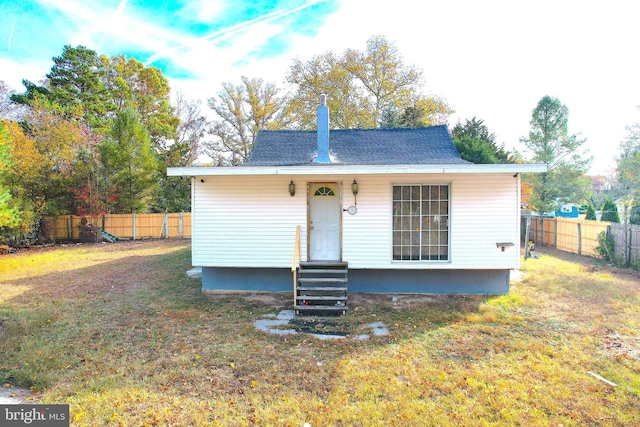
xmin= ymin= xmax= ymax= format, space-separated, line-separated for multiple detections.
xmin=392 ymin=184 xmax=449 ymax=261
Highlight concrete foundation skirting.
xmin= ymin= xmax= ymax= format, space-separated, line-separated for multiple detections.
xmin=202 ymin=267 xmax=510 ymax=294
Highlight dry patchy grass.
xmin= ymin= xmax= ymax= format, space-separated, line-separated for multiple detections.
xmin=0 ymin=242 xmax=639 ymax=426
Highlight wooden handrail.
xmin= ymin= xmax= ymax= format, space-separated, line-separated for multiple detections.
xmin=292 ymin=225 xmax=301 ymax=306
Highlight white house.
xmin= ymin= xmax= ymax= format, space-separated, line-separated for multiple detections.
xmin=168 ymin=96 xmax=546 ymax=312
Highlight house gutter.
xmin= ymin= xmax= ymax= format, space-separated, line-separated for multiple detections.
xmin=168 ymin=163 xmax=547 ymax=177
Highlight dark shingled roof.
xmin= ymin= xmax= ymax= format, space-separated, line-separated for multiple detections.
xmin=246 ymin=125 xmax=469 ymax=166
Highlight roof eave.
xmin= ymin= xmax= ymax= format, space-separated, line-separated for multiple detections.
xmin=168 ymin=163 xmax=548 ymax=177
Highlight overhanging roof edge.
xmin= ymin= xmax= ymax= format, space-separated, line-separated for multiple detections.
xmin=168 ymin=163 xmax=547 ymax=177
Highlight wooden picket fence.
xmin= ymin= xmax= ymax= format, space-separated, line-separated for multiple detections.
xmin=523 ymin=216 xmax=609 ymax=258
xmin=523 ymin=215 xmax=640 ymax=265
xmin=43 ymin=213 xmax=192 ymax=241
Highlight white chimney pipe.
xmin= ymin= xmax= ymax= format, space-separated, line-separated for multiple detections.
xmin=315 ymin=94 xmax=330 ymax=163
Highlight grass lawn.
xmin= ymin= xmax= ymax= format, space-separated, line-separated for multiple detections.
xmin=1 ymin=240 xmax=639 ymax=426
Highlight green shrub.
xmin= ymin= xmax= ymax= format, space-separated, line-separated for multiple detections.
xmin=630 ymin=205 xmax=640 ymax=225
xmin=595 ymin=230 xmax=614 ymax=262
xmin=585 ymin=204 xmax=597 ymax=220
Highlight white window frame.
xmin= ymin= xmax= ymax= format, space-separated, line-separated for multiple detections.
xmin=392 ymin=184 xmax=450 ymax=262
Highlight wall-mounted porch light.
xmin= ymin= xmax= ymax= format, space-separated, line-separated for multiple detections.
xmin=289 ymin=180 xmax=296 ymax=197
xmin=351 ymin=179 xmax=359 ymax=197
xmin=351 ymin=179 xmax=359 ymax=205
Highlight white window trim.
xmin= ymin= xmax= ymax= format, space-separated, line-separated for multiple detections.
xmin=391 ymin=183 xmax=451 ymax=263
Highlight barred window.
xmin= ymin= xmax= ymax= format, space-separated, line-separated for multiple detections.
xmin=392 ymin=185 xmax=449 ymax=261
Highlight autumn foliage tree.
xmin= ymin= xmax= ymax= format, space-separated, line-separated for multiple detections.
xmin=0 ymin=119 xmax=45 ymax=236
xmin=207 ymin=36 xmax=454 ymax=164
xmin=9 ymin=45 xmax=188 ymax=221
xmin=22 ymin=97 xmax=95 ymax=216
xmin=285 ymin=35 xmax=452 ymax=130
xmin=284 ymin=51 xmax=372 ymax=130
xmin=0 ymin=122 xmax=20 ymax=231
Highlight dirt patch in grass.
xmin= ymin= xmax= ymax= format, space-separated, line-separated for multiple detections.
xmin=206 ymin=291 xmax=450 ymax=312
xmin=243 ymin=292 xmax=289 ymax=306
xmin=0 ymin=384 xmax=35 ymax=404
xmin=349 ymin=293 xmax=450 ymax=310
xmin=0 ymin=239 xmax=188 ymax=302
xmin=602 ymin=331 xmax=640 ymax=361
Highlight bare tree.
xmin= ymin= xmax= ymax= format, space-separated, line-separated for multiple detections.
xmin=0 ymin=80 xmax=27 ymax=120
xmin=173 ymin=90 xmax=209 ymax=166
xmin=205 ymin=77 xmax=287 ymax=165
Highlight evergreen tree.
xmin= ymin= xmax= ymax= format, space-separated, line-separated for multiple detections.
xmin=601 ymin=199 xmax=620 ymax=223
xmin=100 ymin=109 xmax=157 ymax=213
xmin=585 ymin=203 xmax=597 ymax=220
xmin=520 ymin=96 xmax=591 ymax=242
xmin=451 ymin=117 xmax=512 ymax=164
xmin=12 ymin=46 xmax=112 ymax=131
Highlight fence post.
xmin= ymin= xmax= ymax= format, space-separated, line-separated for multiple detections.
xmin=133 ymin=213 xmax=137 ymax=240
xmin=524 ymin=217 xmax=531 ymax=260
xmin=627 ymin=226 xmax=632 ymax=267
xmin=179 ymin=212 xmax=183 ymax=239
xmin=606 ymin=224 xmax=613 ymax=261
xmin=577 ymin=222 xmax=582 ymax=255
xmin=631 ymin=225 xmax=639 ymax=266
xmin=554 ymin=218 xmax=558 ymax=248
xmin=164 ymin=212 xmax=169 ymax=239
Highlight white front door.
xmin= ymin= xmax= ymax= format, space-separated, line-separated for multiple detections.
xmin=309 ymin=183 xmax=341 ymax=261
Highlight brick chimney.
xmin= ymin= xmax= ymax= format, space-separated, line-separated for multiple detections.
xmin=315 ymin=94 xmax=330 ymax=163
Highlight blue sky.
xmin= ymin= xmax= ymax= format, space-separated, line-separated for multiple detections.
xmin=1 ymin=0 xmax=639 ymax=174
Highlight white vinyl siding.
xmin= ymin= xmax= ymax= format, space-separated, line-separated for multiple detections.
xmin=192 ymin=175 xmax=308 ymax=268
xmin=192 ymin=173 xmax=520 ymax=270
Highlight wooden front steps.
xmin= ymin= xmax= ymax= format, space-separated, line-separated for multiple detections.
xmin=294 ymin=262 xmax=348 ymax=315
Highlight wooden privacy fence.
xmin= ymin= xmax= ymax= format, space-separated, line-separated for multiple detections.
xmin=523 ymin=216 xmax=640 ymax=265
xmin=43 ymin=213 xmax=192 ymax=241
xmin=523 ymin=216 xmax=609 ymax=258
xmin=608 ymin=223 xmax=640 ymax=266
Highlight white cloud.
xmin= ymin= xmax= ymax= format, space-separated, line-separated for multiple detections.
xmin=36 ymin=0 xmax=193 ymax=60
xmin=181 ymin=0 xmax=226 ymax=23
xmin=0 ymin=58 xmax=48 ymax=89
xmin=115 ymin=0 xmax=128 ymax=16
